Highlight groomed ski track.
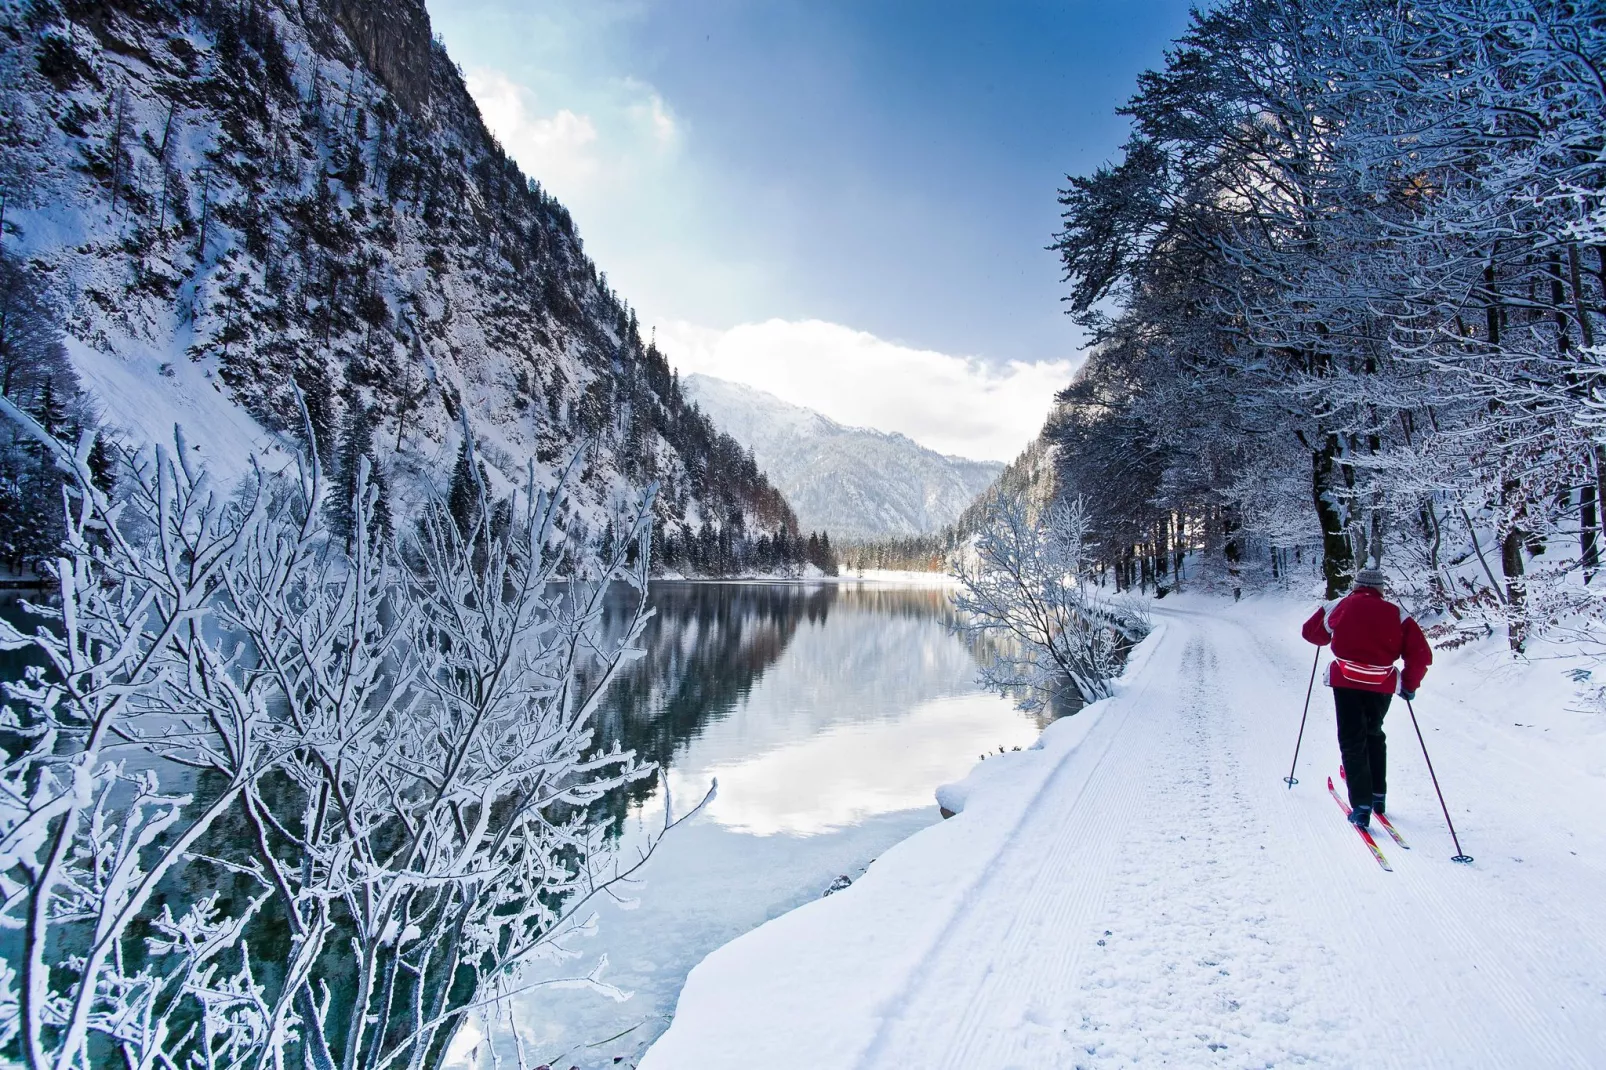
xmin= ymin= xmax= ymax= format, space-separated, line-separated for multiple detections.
xmin=641 ymin=596 xmax=1606 ymax=1069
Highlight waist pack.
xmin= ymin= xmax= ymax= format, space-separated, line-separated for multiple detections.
xmin=1331 ymin=658 xmax=1398 ymax=690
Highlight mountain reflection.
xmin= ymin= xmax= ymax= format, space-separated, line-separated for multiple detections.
xmin=587 ymin=582 xmax=1023 ymax=837
xmin=589 ymin=582 xmax=838 ymax=827
xmin=587 ymin=584 xmax=982 ymax=822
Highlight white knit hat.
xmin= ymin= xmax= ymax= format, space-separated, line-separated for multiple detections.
xmin=1354 ymin=568 xmax=1389 ymax=590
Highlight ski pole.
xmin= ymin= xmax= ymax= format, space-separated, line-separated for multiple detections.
xmin=1405 ymin=698 xmax=1473 ymax=864
xmin=1284 ymin=647 xmax=1321 ymax=788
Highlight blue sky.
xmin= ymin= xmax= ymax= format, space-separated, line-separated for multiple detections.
xmin=427 ymin=0 xmax=1196 ymax=460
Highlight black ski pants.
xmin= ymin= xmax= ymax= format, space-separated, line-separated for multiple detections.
xmin=1333 ymin=686 xmax=1390 ymax=810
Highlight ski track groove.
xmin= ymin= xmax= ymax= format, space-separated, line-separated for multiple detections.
xmin=858 ymin=645 xmax=1156 ymax=1068
xmin=854 ymin=603 xmax=1604 ymax=1069
xmin=1228 ymin=606 xmax=1603 ymax=1068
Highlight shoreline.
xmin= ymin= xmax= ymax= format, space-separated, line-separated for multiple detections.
xmin=637 ymin=591 xmax=1606 ymax=1068
xmin=652 ymin=568 xmax=958 ymax=587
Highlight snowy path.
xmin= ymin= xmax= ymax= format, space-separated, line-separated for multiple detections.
xmin=642 ymin=596 xmax=1606 ymax=1068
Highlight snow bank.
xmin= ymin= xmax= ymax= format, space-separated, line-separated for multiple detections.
xmin=640 ymin=593 xmax=1606 ymax=1068
xmin=638 ymin=623 xmax=1166 ymax=1070
xmin=838 ymin=568 xmax=960 ymax=587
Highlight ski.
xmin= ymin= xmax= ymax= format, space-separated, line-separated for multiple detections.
xmin=1328 ymin=776 xmax=1392 ymax=871
xmin=1371 ymin=811 xmax=1408 ymax=849
xmin=1339 ymin=766 xmax=1409 ymax=849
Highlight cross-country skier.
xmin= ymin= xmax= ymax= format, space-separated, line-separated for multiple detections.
xmin=1301 ymin=568 xmax=1433 ymax=829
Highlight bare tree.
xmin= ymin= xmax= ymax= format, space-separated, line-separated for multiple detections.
xmin=0 ymin=395 xmax=705 ymax=1070
xmin=953 ymin=491 xmax=1146 ymax=710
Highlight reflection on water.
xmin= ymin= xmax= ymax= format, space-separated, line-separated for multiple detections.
xmin=464 ymin=583 xmax=1053 ymax=1070
xmin=0 ymin=595 xmax=51 ymax=683
xmin=589 ymin=583 xmax=840 ymax=829
xmin=668 ymin=692 xmax=1036 ymax=836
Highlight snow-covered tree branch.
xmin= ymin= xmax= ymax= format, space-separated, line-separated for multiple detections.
xmin=0 ymin=397 xmax=693 ymax=1070
xmin=953 ymin=492 xmax=1147 ymax=710
xmin=1050 ymin=0 xmax=1606 ymax=654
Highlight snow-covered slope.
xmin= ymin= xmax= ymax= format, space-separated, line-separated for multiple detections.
xmin=0 ymin=0 xmax=795 ymax=545
xmin=682 ymin=374 xmax=1003 ymax=540
xmin=642 ymin=594 xmax=1606 ymax=1068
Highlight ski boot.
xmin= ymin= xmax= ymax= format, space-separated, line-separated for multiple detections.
xmin=1348 ymin=804 xmax=1372 ymax=830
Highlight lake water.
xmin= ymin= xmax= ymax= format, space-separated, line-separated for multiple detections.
xmin=452 ymin=581 xmax=1056 ymax=1070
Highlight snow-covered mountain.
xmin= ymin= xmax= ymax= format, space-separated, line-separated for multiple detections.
xmin=682 ymin=374 xmax=1003 ymax=540
xmin=0 ymin=0 xmax=799 ymax=570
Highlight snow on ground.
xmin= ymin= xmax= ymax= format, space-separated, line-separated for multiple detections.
xmin=652 ymin=568 xmax=958 ymax=586
xmin=641 ymin=592 xmax=1606 ymax=1069
xmin=838 ymin=568 xmax=961 ymax=587
xmin=64 ymin=335 xmax=290 ymax=486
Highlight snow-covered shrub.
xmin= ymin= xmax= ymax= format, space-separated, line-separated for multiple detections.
xmin=953 ymin=491 xmax=1148 ymax=709
xmin=0 ymin=396 xmax=693 ymax=1070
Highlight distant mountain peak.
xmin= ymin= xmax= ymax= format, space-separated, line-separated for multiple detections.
xmin=683 ymin=374 xmax=1003 ymax=541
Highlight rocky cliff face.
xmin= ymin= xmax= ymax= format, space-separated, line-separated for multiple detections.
xmin=326 ymin=0 xmax=433 ymax=117
xmin=0 ymin=0 xmax=796 ymax=553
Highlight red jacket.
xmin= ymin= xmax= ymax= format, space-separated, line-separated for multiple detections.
xmin=1302 ymin=588 xmax=1432 ymax=695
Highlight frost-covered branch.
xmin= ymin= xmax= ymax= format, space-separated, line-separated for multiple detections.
xmin=0 ymin=401 xmax=678 ymax=1070
xmin=953 ymin=492 xmax=1147 ymax=710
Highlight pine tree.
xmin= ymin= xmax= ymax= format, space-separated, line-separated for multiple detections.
xmin=33 ymin=375 xmax=66 ymax=439
xmin=651 ymin=518 xmax=669 ymax=570
xmin=0 ymin=479 xmax=19 ymax=573
xmin=819 ymin=532 xmax=838 ymax=576
xmin=447 ymin=436 xmax=483 ymax=538
xmin=330 ymin=402 xmax=391 ymax=546
xmin=11 ymin=451 xmax=66 ymax=575
xmin=296 ymin=371 xmax=339 ymax=474
xmin=368 ymin=461 xmax=394 ymax=544
xmin=87 ymin=432 xmax=116 ymax=495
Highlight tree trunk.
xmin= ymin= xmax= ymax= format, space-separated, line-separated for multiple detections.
xmin=1593 ymin=443 xmax=1606 ymax=580
xmin=1223 ymin=503 xmax=1242 ymax=597
xmin=1581 ymin=483 xmax=1599 ymax=581
xmin=1155 ymin=522 xmax=1169 ymax=590
xmin=1501 ymin=477 xmax=1528 ymax=653
xmin=1501 ymin=526 xmax=1527 ymax=653
xmin=1568 ymin=244 xmax=1595 ymax=350
xmin=1312 ymin=435 xmax=1352 ymax=598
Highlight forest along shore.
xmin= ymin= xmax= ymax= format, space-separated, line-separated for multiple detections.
xmin=640 ymin=593 xmax=1606 ymax=1070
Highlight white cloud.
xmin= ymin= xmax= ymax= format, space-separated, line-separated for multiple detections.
xmin=459 ymin=61 xmax=782 ymax=333
xmin=627 ymin=84 xmax=679 ymax=147
xmin=656 ymin=319 xmax=1079 ymax=463
xmin=466 ymin=69 xmax=602 ymax=191
xmin=466 ymin=67 xmax=682 ymax=206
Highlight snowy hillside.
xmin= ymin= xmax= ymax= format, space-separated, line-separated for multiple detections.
xmin=642 ymin=593 xmax=1606 ymax=1068
xmin=0 ymin=0 xmax=796 ymax=556
xmin=683 ymin=373 xmax=1002 ymax=540
xmin=837 ymin=426 xmax=1057 ymax=573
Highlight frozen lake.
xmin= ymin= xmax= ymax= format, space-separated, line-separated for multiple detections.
xmin=452 ymin=581 xmax=1054 ymax=1069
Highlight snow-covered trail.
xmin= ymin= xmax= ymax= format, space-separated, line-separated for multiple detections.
xmin=642 ymin=596 xmax=1606 ymax=1069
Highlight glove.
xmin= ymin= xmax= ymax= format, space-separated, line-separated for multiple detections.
xmin=1399 ymin=687 xmax=1416 ymax=701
